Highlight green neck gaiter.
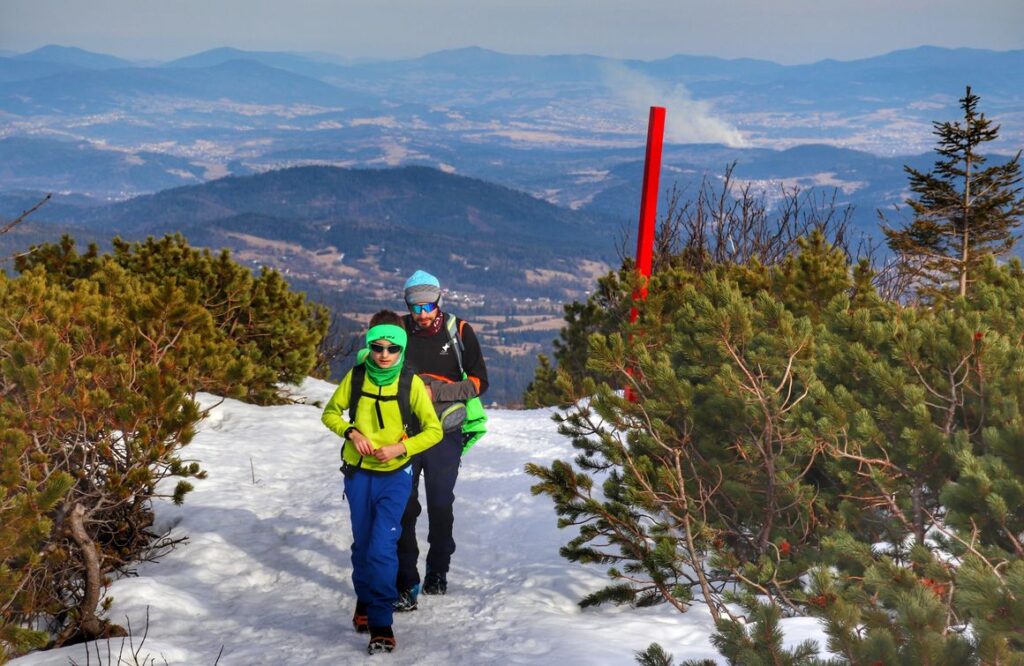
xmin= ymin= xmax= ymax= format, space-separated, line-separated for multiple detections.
xmin=364 ymin=324 xmax=407 ymax=386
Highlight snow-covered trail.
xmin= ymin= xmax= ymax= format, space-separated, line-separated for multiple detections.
xmin=13 ymin=378 xmax=822 ymax=665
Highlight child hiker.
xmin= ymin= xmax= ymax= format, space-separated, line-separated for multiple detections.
xmin=321 ymin=310 xmax=442 ymax=654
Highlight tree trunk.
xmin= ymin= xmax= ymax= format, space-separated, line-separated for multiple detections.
xmin=960 ymin=138 xmax=973 ymax=297
xmin=67 ymin=503 xmax=104 ymax=640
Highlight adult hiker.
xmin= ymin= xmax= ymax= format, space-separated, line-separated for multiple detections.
xmin=394 ymin=270 xmax=489 ymax=611
xmin=321 ymin=310 xmax=443 ymax=655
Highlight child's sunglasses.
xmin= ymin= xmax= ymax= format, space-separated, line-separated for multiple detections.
xmin=370 ymin=343 xmax=403 ymax=354
xmin=409 ymin=302 xmax=438 ymax=315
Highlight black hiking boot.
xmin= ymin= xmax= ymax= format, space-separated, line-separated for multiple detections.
xmin=392 ymin=584 xmax=419 ymax=612
xmin=352 ymin=600 xmax=369 ymax=634
xmin=422 ymin=571 xmax=447 ymax=595
xmin=367 ymin=625 xmax=396 ymax=654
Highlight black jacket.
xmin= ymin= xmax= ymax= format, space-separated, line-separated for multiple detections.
xmin=402 ymin=312 xmax=489 ymax=405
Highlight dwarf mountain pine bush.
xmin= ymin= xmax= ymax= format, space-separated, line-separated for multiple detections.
xmin=529 ymin=234 xmax=1024 ymax=664
xmin=17 ymin=234 xmax=329 ymax=405
xmin=2 ymin=236 xmax=328 ymax=659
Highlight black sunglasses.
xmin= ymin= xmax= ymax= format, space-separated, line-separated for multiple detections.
xmin=370 ymin=343 xmax=403 ymax=355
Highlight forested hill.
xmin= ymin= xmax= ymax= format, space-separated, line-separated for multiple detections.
xmin=68 ymin=165 xmax=612 ymax=243
xmin=31 ymin=164 xmax=619 ymax=300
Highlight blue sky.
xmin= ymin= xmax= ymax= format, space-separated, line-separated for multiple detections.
xmin=2 ymin=0 xmax=1022 ymax=64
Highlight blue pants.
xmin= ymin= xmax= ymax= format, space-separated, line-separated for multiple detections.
xmin=397 ymin=430 xmax=462 ymax=590
xmin=345 ymin=466 xmax=412 ymax=627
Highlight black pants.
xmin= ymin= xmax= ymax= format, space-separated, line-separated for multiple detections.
xmin=396 ymin=429 xmax=462 ymax=590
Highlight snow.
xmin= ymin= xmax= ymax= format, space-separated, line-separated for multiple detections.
xmin=12 ymin=378 xmax=827 ymax=665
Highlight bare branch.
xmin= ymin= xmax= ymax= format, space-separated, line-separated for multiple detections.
xmin=0 ymin=193 xmax=52 ymax=235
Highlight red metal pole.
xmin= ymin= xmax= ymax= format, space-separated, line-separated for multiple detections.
xmin=626 ymin=106 xmax=666 ymax=402
xmin=633 ymin=106 xmax=666 ymax=309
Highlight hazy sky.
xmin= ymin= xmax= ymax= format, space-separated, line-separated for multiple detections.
xmin=2 ymin=0 xmax=1022 ymax=64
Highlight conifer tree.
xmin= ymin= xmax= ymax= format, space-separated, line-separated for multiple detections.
xmin=0 ymin=266 xmax=207 ymax=653
xmin=17 ymin=234 xmax=328 ymax=404
xmin=531 ymin=235 xmax=1024 ymax=664
xmin=522 ymin=355 xmax=566 ymax=408
xmin=884 ymin=86 xmax=1024 ymax=298
xmin=3 ymin=234 xmax=333 ymax=657
xmin=799 ymin=257 xmax=1024 ymax=664
xmin=528 ymin=236 xmax=855 ymax=621
xmin=708 ymin=597 xmax=827 ymax=665
xmin=0 ymin=452 xmax=73 ymax=658
xmin=525 ymin=157 xmax=1024 ymax=664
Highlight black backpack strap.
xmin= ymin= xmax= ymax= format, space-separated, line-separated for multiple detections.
xmin=342 ymin=363 xmax=368 ymax=476
xmin=348 ymin=363 xmax=366 ymax=423
xmin=397 ymin=367 xmax=420 ymax=436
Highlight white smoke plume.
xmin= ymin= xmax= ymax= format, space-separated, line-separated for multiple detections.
xmin=602 ymin=62 xmax=748 ymax=147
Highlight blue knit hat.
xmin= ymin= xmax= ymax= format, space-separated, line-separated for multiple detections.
xmin=404 ymin=270 xmax=441 ymax=305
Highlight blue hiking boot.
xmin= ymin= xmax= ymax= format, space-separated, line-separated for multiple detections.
xmin=393 ymin=584 xmax=419 ymax=612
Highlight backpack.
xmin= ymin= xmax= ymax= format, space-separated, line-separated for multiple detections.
xmin=347 ymin=363 xmax=421 ymax=436
xmin=444 ymin=315 xmax=488 ymax=453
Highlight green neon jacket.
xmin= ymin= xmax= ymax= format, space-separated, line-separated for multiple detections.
xmin=322 ymin=369 xmax=442 ymax=472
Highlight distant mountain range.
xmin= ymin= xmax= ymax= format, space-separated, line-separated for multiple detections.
xmin=1 ymin=44 xmax=1019 ymax=214
xmin=2 ymin=41 xmax=1020 ymax=403
xmin=2 ymin=45 xmax=1020 ymax=219
xmin=0 ymin=133 xmax=943 ymax=241
xmin=12 ymin=44 xmax=134 ymax=69
xmin=0 ymin=58 xmax=366 ymax=115
xmin=1 ymin=44 xmax=1020 ymax=131
xmin=4 ymin=44 xmax=1021 ymax=108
